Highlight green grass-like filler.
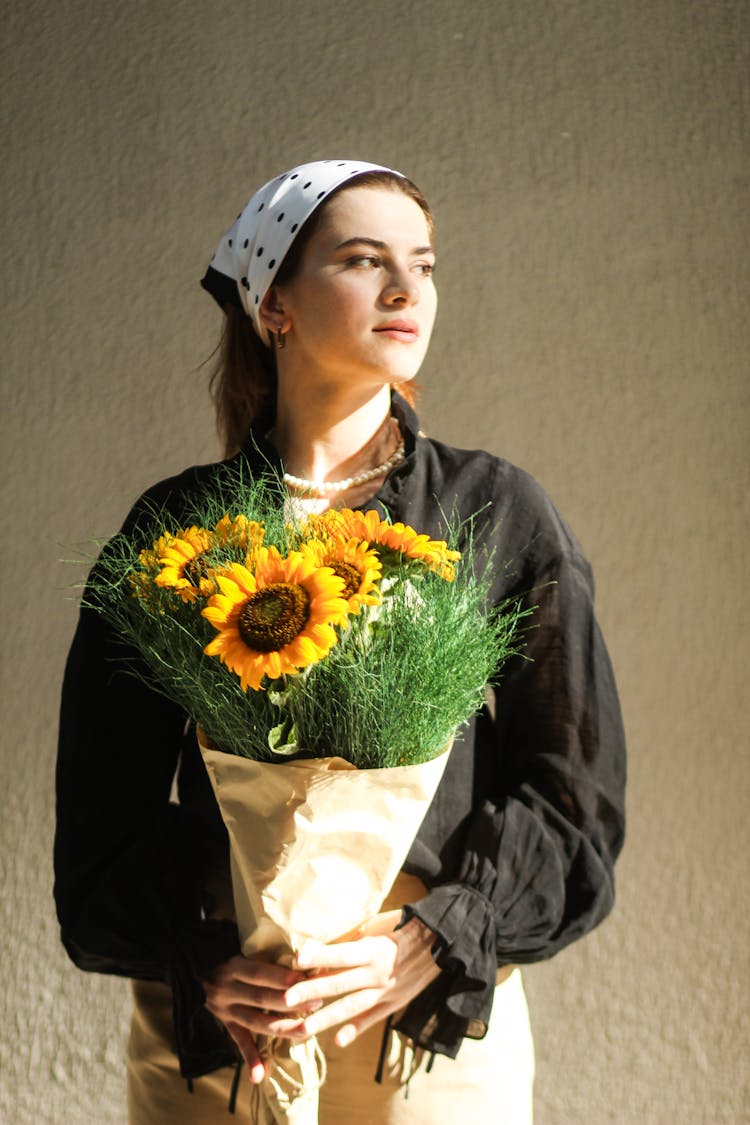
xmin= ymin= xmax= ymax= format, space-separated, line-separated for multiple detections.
xmin=292 ymin=566 xmax=524 ymax=767
xmin=84 ymin=468 xmax=528 ymax=768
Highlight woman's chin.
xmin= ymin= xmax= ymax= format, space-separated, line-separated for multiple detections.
xmin=386 ymin=369 xmax=419 ymax=387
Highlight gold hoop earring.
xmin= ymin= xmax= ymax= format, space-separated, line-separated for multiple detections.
xmin=275 ymin=327 xmax=286 ymax=350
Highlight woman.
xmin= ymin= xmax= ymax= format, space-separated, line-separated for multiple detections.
xmin=55 ymin=160 xmax=626 ymax=1123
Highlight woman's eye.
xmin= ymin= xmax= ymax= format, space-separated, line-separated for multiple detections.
xmin=349 ymin=255 xmax=381 ymax=268
xmin=414 ymin=262 xmax=435 ymax=277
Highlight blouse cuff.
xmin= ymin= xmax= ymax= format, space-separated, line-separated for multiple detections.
xmin=167 ymin=918 xmax=241 ymax=1079
xmin=396 ymin=883 xmax=498 ymax=1057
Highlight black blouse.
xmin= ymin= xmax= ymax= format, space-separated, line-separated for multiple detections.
xmin=54 ymin=394 xmax=625 ymax=1078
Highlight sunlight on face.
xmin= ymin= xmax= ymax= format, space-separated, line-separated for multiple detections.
xmin=274 ymin=185 xmax=438 ymax=389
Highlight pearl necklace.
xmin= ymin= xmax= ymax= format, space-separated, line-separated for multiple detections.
xmin=283 ymin=440 xmax=405 ymax=498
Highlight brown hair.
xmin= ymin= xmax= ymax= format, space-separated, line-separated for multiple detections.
xmin=209 ymin=171 xmax=432 ymax=456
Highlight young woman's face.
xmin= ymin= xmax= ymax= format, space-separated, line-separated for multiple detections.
xmin=270 ymin=185 xmax=437 ymax=389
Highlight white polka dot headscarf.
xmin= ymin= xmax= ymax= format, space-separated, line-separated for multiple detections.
xmin=200 ymin=159 xmax=402 ymax=345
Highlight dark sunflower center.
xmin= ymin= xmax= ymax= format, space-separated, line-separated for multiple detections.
xmin=237 ymin=582 xmax=311 ymax=652
xmin=329 ymin=561 xmax=362 ymax=601
xmin=182 ymin=553 xmax=212 ymax=586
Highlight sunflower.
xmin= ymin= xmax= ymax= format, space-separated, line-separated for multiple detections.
xmin=129 ymin=534 xmax=173 ymax=603
xmin=315 ymin=509 xmax=461 ymax=581
xmin=297 ymin=509 xmax=350 ymax=542
xmin=214 ymin=513 xmax=265 ymax=553
xmin=202 ymin=546 xmax=350 ymax=691
xmin=303 ymin=537 xmax=382 ymax=614
xmin=136 ymin=533 xmax=173 ymax=571
xmin=153 ymin=526 xmax=217 ymax=602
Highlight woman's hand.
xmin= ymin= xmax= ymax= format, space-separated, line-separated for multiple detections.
xmin=283 ymin=912 xmax=440 ymax=1048
xmin=202 ymin=956 xmax=321 ymax=1083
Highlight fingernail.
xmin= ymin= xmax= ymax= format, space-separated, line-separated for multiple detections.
xmin=296 ymin=941 xmax=324 ymax=969
xmin=295 ymin=948 xmax=312 ymax=969
xmin=336 ymin=1026 xmax=355 ymax=1047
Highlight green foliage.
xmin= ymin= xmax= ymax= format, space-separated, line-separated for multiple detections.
xmin=84 ymin=468 xmax=530 ymax=768
xmin=290 ymin=564 xmax=525 ymax=768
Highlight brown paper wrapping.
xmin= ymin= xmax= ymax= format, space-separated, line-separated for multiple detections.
xmin=199 ymin=732 xmax=450 ymax=1124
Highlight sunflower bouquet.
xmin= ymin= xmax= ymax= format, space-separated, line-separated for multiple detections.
xmin=85 ymin=471 xmax=526 ymax=1122
xmin=90 ymin=472 xmax=522 ymax=769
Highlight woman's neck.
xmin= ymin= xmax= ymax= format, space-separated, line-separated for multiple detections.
xmin=272 ymin=381 xmax=394 ymax=483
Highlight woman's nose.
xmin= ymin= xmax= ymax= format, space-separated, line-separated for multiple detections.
xmin=382 ymin=268 xmax=418 ymax=306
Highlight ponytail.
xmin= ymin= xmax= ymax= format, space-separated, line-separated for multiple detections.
xmin=209 ymin=306 xmax=277 ymax=457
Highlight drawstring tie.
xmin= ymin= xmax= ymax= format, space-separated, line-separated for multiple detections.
xmin=250 ymin=1036 xmax=327 ymax=1119
xmin=228 ymin=1058 xmax=242 ymax=1114
xmin=190 ymin=1023 xmax=435 ymax=1111
xmin=183 ymin=1056 xmax=241 ymax=1113
xmin=374 ymin=1014 xmax=395 ymax=1084
xmin=374 ymin=1016 xmax=437 ymax=1097
xmin=186 ymin=1037 xmax=327 ymax=1115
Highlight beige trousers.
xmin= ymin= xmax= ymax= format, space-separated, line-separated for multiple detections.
xmin=127 ymin=875 xmax=535 ymax=1124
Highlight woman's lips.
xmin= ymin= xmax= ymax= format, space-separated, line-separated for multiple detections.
xmin=373 ymin=320 xmax=420 ymax=341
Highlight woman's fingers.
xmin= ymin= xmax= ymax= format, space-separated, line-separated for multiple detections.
xmin=209 ymin=953 xmax=304 ymax=991
xmin=334 ymin=1001 xmax=392 ymax=1047
xmin=225 ymin=1021 xmax=267 ymax=1084
xmin=203 ymin=953 xmax=315 ymax=1023
xmin=205 ymin=976 xmax=313 ymax=1015
xmin=294 ymin=988 xmax=384 ymax=1039
xmin=202 ymin=921 xmax=439 ymax=1050
xmin=284 ymin=961 xmax=391 ymax=1009
xmin=288 ymin=925 xmax=424 ymax=1007
xmin=283 ymin=919 xmax=441 ymax=1041
xmin=295 ymin=934 xmax=393 ymax=975
xmin=203 ymin=953 xmax=323 ymax=1050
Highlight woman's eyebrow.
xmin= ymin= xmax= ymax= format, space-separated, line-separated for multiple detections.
xmin=334 ymin=236 xmax=434 ymax=255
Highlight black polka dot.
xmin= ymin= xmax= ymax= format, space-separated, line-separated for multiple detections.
xmin=317 ymin=191 xmax=326 ymax=199
xmin=241 ymin=277 xmax=249 ymax=288
xmin=243 ymin=239 xmax=249 ymax=248
xmin=268 ymin=259 xmax=276 ymax=268
xmin=228 ymin=238 xmax=233 ymax=246
xmin=303 ymin=181 xmax=311 ymax=189
xmin=349 ymin=169 xmax=359 ymax=175
xmin=277 ymin=212 xmax=285 ymax=222
xmin=290 ymin=173 xmax=298 ymax=180
xmin=258 ymin=202 xmax=264 ymax=212
xmin=337 ymin=162 xmax=346 ymax=167
xmin=257 ymin=247 xmax=264 ymax=256
xmin=254 ymin=295 xmax=259 ymax=304
xmin=290 ymin=222 xmax=298 ymax=233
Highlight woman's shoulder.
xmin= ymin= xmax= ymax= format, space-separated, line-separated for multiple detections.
xmin=117 ymin=451 xmax=244 ymax=535
xmin=416 ymin=432 xmax=589 ymax=572
xmin=421 ymin=432 xmax=537 ymax=491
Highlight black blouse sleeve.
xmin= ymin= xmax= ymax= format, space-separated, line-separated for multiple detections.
xmin=396 ymin=484 xmax=626 ymax=1057
xmin=54 ymin=508 xmax=241 ymax=1078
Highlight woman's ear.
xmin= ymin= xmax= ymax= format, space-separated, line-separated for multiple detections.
xmin=259 ymin=286 xmax=291 ymax=337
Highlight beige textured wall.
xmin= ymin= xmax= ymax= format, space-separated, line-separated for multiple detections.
xmin=2 ymin=1 xmax=748 ymax=1121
